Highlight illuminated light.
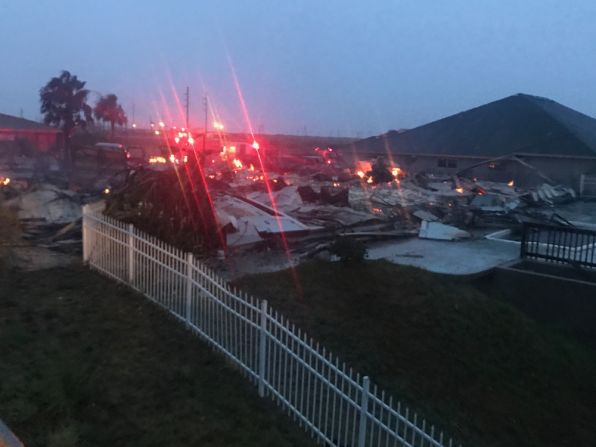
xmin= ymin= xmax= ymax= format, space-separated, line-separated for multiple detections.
xmin=159 ymin=121 xmax=165 ymax=128
xmin=183 ymin=155 xmax=188 ymax=163
xmin=391 ymin=167 xmax=401 ymax=177
xmin=366 ymin=177 xmax=373 ymax=184
xmin=149 ymin=156 xmax=167 ymax=164
xmin=355 ymin=160 xmax=372 ymax=174
xmin=181 ymin=127 xmax=185 ymax=132
xmin=328 ymin=147 xmax=333 ymax=152
xmin=229 ymin=146 xmax=236 ymax=153
xmin=455 ymin=187 xmax=464 ymax=194
xmin=150 ymin=122 xmax=155 ymax=128
xmin=1 ymin=177 xmax=11 ymax=186
xmin=249 ymin=164 xmax=255 ymax=172
xmin=232 ymin=158 xmax=243 ymax=169
xmin=154 ymin=130 xmax=160 ymax=136
xmin=187 ymin=136 xmax=194 ymax=145
xmin=372 ymin=207 xmax=382 ymax=214
xmin=508 ymin=180 xmax=515 ymax=187
xmin=211 ymin=159 xmax=216 ymax=164
xmin=169 ymin=154 xmax=176 ymax=163
xmin=252 ymin=141 xmax=260 ymax=150
xmin=213 ymin=121 xmax=224 ymax=130
xmin=326 ymin=160 xmax=332 ymax=164
xmin=103 ymin=187 xmax=110 ymax=194
xmin=357 ymin=170 xmax=365 ymax=179
xmin=208 ymin=174 xmax=215 ymax=179
xmin=174 ymin=137 xmax=180 ymax=144
xmin=333 ymin=182 xmax=340 ymax=187
xmin=132 ymin=123 xmax=137 ymax=128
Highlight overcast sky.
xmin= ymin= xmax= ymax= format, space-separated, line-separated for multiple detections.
xmin=1 ymin=0 xmax=596 ymax=136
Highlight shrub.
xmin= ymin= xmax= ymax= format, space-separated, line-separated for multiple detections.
xmin=329 ymin=237 xmax=367 ymax=264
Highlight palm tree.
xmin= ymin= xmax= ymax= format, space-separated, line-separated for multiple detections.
xmin=40 ymin=70 xmax=93 ymax=165
xmin=94 ymin=94 xmax=127 ymax=138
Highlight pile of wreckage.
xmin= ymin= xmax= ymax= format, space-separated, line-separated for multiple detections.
xmin=0 ymin=181 xmax=86 ymax=253
xmin=210 ymin=156 xmax=578 ymax=256
xmin=0 ymin=145 xmax=581 ymax=261
xmin=0 ymin=141 xmax=132 ymax=254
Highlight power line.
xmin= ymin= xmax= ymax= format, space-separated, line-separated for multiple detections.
xmin=185 ymin=86 xmax=190 ymax=129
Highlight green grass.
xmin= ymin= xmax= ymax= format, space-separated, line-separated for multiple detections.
xmin=235 ymin=260 xmax=596 ymax=447
xmin=0 ymin=266 xmax=313 ymax=447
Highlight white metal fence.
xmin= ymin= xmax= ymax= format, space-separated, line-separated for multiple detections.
xmin=82 ymin=204 xmax=460 ymax=447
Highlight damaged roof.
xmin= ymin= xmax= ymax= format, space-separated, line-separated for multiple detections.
xmin=0 ymin=112 xmax=60 ymax=132
xmin=349 ymin=94 xmax=596 ymax=158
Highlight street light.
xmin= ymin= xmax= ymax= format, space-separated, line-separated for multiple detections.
xmin=213 ymin=121 xmax=224 ymax=130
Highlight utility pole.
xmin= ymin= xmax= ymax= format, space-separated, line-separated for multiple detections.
xmin=132 ymin=103 xmax=135 ymax=125
xmin=185 ymin=86 xmax=190 ymax=129
xmin=202 ymin=96 xmax=208 ymax=154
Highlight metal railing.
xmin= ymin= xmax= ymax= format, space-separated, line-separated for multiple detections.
xmin=82 ymin=204 xmax=459 ymax=447
xmin=521 ymin=222 xmax=596 ymax=269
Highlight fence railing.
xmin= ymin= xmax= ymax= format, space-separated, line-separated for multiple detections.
xmin=521 ymin=222 xmax=596 ymax=269
xmin=82 ymin=204 xmax=459 ymax=447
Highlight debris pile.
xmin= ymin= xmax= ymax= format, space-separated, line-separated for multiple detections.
xmin=104 ymin=166 xmax=221 ymax=254
xmin=0 ymin=182 xmax=84 ymax=252
xmin=1 ymin=138 xmax=586 ymax=265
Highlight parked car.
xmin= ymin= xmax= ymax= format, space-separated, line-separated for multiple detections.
xmin=78 ymin=142 xmax=127 ymax=167
xmin=125 ymin=145 xmax=147 ymax=167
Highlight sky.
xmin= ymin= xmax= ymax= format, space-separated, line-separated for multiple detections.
xmin=1 ymin=0 xmax=596 ymax=136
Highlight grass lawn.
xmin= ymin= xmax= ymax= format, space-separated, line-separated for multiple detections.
xmin=0 ymin=266 xmax=313 ymax=447
xmin=235 ymin=260 xmax=596 ymax=447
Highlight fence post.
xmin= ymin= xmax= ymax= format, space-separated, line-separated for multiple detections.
xmin=258 ymin=299 xmax=268 ymax=397
xmin=127 ymin=223 xmax=135 ymax=284
xmin=82 ymin=205 xmax=89 ymax=263
xmin=357 ymin=376 xmax=370 ymax=447
xmin=520 ymin=222 xmax=527 ymax=259
xmin=185 ymin=252 xmax=193 ymax=327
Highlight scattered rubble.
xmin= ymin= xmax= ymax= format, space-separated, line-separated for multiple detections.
xmin=6 ymin=183 xmax=81 ymax=223
xmin=419 ymin=221 xmax=471 ymax=241
xmin=1 ymin=141 xmax=589 ymax=267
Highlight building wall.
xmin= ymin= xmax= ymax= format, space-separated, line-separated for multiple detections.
xmin=0 ymin=130 xmax=60 ymax=151
xmin=356 ymin=152 xmax=596 ymax=190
